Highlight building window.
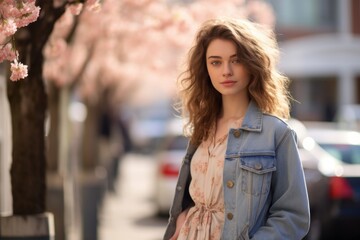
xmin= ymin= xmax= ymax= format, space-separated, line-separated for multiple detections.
xmin=265 ymin=0 xmax=338 ymax=35
xmin=290 ymin=77 xmax=337 ymax=121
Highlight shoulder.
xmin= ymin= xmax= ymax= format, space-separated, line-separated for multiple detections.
xmin=262 ymin=113 xmax=290 ymax=130
xmin=262 ymin=113 xmax=295 ymax=140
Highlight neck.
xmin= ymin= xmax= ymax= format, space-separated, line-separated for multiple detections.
xmin=220 ymin=94 xmax=250 ymax=120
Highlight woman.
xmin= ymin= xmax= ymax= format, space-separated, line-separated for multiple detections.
xmin=164 ymin=18 xmax=310 ymax=240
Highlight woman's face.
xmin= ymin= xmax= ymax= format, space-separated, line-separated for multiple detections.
xmin=206 ymin=38 xmax=250 ymax=98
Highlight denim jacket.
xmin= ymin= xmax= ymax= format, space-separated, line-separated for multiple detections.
xmin=163 ymin=101 xmax=310 ymax=240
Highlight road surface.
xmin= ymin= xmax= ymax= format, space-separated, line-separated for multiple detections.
xmin=98 ymin=153 xmax=168 ymax=240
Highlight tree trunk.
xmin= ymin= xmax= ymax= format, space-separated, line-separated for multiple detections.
xmin=47 ymin=83 xmax=60 ymax=172
xmin=7 ymin=41 xmax=47 ymax=214
xmin=6 ymin=1 xmax=66 ymax=215
xmin=82 ymin=99 xmax=101 ymax=170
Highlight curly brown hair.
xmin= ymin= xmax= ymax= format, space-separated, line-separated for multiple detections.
xmin=178 ymin=17 xmax=291 ymax=145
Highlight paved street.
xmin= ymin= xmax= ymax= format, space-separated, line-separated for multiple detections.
xmin=98 ymin=153 xmax=168 ymax=240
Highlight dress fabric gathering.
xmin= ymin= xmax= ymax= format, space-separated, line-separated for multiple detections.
xmin=177 ymin=118 xmax=244 ymax=240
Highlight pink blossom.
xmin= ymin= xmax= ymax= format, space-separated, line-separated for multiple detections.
xmin=0 ymin=19 xmax=17 ymax=37
xmin=85 ymin=0 xmax=99 ymax=5
xmin=85 ymin=0 xmax=101 ymax=12
xmin=1 ymin=0 xmax=15 ymax=3
xmin=0 ymin=1 xmax=40 ymax=28
xmin=246 ymin=0 xmax=275 ymax=27
xmin=0 ymin=43 xmax=17 ymax=63
xmin=0 ymin=4 xmax=20 ymax=19
xmin=10 ymin=60 xmax=28 ymax=81
xmin=86 ymin=3 xmax=101 ymax=12
xmin=51 ymin=9 xmax=75 ymax=39
xmin=14 ymin=3 xmax=40 ymax=28
xmin=43 ymin=38 xmax=68 ymax=59
xmin=67 ymin=3 xmax=83 ymax=15
xmin=0 ymin=0 xmax=40 ymax=81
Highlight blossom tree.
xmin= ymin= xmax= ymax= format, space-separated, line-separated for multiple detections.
xmin=0 ymin=0 xmax=99 ymax=215
xmin=0 ymin=0 xmax=40 ymax=81
xmin=41 ymin=0 xmax=274 ymax=106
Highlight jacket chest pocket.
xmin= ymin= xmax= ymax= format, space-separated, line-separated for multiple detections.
xmin=238 ymin=152 xmax=276 ymax=196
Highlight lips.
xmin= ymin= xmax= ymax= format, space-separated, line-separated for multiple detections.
xmin=220 ymin=80 xmax=236 ymax=87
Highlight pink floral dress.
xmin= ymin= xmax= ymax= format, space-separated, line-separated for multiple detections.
xmin=177 ymin=118 xmax=243 ymax=240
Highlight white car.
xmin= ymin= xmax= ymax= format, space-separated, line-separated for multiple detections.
xmin=153 ymin=118 xmax=188 ymax=216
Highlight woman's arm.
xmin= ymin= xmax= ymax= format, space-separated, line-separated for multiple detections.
xmin=251 ymin=129 xmax=310 ymax=239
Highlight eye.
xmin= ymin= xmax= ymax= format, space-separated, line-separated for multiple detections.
xmin=210 ymin=60 xmax=221 ymax=66
xmin=231 ymin=58 xmax=241 ymax=64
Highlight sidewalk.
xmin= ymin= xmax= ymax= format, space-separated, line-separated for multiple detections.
xmin=98 ymin=153 xmax=168 ymax=240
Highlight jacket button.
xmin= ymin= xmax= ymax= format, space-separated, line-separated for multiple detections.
xmin=233 ymin=129 xmax=241 ymax=138
xmin=176 ymin=186 xmax=182 ymax=191
xmin=226 ymin=180 xmax=234 ymax=188
xmin=254 ymin=163 xmax=263 ymax=170
xmin=227 ymin=212 xmax=233 ymax=220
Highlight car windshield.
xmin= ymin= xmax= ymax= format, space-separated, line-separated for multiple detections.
xmin=320 ymin=144 xmax=360 ymax=165
xmin=167 ymin=136 xmax=188 ymax=151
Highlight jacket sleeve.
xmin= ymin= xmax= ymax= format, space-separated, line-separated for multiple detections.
xmin=163 ymin=145 xmax=195 ymax=240
xmin=251 ymin=128 xmax=310 ymax=240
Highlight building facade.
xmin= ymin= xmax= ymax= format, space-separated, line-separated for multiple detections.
xmin=266 ymin=0 xmax=360 ymax=121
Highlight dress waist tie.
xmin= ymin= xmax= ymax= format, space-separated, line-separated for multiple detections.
xmin=193 ymin=203 xmax=223 ymax=239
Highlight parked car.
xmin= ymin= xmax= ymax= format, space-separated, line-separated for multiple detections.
xmin=153 ymin=118 xmax=188 ymax=216
xmin=288 ymin=119 xmax=333 ymax=240
xmin=304 ymin=125 xmax=360 ymax=239
xmin=290 ymin=119 xmax=360 ymax=239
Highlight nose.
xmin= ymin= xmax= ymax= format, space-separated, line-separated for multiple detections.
xmin=222 ymin=62 xmax=233 ymax=77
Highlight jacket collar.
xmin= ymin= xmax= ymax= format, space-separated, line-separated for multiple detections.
xmin=186 ymin=100 xmax=263 ymax=155
xmin=240 ymin=100 xmax=263 ymax=132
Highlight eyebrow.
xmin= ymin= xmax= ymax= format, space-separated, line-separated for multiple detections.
xmin=207 ymin=54 xmax=237 ymax=59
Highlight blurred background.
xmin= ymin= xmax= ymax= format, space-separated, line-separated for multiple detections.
xmin=1 ymin=0 xmax=360 ymax=240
